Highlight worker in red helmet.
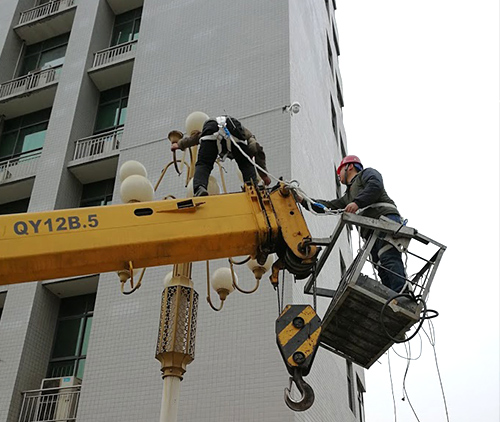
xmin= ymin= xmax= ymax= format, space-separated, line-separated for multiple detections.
xmin=298 ymin=155 xmax=407 ymax=293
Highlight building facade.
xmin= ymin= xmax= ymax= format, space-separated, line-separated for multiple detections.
xmin=0 ymin=1 xmax=365 ymax=421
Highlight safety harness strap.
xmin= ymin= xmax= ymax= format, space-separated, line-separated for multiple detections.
xmin=199 ymin=116 xmax=249 ymax=162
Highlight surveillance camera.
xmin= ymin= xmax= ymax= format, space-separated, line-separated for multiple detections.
xmin=290 ymin=102 xmax=301 ymax=114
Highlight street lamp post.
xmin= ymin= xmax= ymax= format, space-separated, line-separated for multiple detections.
xmin=156 ymin=263 xmax=198 ymax=422
xmin=155 ymin=112 xmax=207 ymax=422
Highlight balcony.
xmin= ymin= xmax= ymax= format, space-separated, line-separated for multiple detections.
xmin=14 ymin=0 xmax=77 ymax=45
xmin=106 ymin=0 xmax=143 ymax=14
xmin=0 ymin=150 xmax=42 ymax=185
xmin=0 ymin=65 xmax=62 ymax=119
xmin=68 ymin=128 xmax=121 ymax=183
xmin=88 ymin=40 xmax=137 ymax=91
xmin=0 ymin=150 xmax=41 ymax=205
xmin=18 ymin=385 xmax=81 ymax=422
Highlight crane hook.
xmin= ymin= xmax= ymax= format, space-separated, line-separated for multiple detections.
xmin=284 ymin=367 xmax=315 ymax=412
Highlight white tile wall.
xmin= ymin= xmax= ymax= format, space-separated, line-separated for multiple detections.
xmin=0 ymin=0 xmax=363 ymax=421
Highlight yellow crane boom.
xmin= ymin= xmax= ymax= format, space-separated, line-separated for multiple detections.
xmin=0 ymin=184 xmax=317 ymax=285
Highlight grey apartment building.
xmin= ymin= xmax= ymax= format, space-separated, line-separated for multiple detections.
xmin=0 ymin=0 xmax=365 ymax=421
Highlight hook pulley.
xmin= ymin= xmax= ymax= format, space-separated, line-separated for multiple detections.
xmin=276 ymin=304 xmax=322 ymax=412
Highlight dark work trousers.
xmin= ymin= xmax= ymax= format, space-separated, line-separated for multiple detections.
xmin=369 ymin=214 xmax=407 ymax=293
xmin=193 ymin=120 xmax=257 ymax=193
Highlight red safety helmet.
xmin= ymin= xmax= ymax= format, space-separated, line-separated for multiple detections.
xmin=336 ymin=155 xmax=363 ymax=175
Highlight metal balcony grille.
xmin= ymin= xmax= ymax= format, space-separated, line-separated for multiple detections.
xmin=0 ymin=66 xmax=62 ymax=100
xmin=18 ymin=0 xmax=76 ymax=26
xmin=18 ymin=386 xmax=81 ymax=422
xmin=73 ymin=128 xmax=122 ymax=160
xmin=92 ymin=40 xmax=137 ymax=68
xmin=0 ymin=150 xmax=42 ymax=183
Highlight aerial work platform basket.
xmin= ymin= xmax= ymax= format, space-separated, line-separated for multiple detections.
xmin=303 ymin=213 xmax=446 ymax=368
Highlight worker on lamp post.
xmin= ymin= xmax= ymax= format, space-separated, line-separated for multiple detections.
xmin=298 ymin=155 xmax=407 ymax=293
xmin=171 ymin=115 xmax=271 ymax=196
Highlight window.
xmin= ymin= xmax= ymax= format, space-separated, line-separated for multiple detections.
xmin=340 ymin=251 xmax=346 ymax=276
xmin=0 ymin=293 xmax=6 ymax=320
xmin=346 ymin=220 xmax=352 ymax=246
xmin=18 ymin=33 xmax=69 ymax=76
xmin=337 ymin=78 xmax=344 ymax=107
xmin=346 ymin=360 xmax=355 ymax=413
xmin=0 ymin=198 xmax=30 ymax=215
xmin=340 ymin=134 xmax=347 ymax=158
xmin=327 ymin=37 xmax=334 ymax=73
xmin=334 ymin=165 xmax=342 ymax=199
xmin=332 ymin=22 xmax=340 ymax=56
xmin=357 ymin=377 xmax=366 ymax=422
xmin=47 ymin=294 xmax=95 ymax=379
xmin=111 ymin=8 xmax=142 ymax=46
xmin=80 ymin=178 xmax=115 ymax=207
xmin=0 ymin=108 xmax=51 ymax=161
xmin=94 ymin=84 xmax=130 ymax=134
xmin=330 ymin=96 xmax=338 ymax=143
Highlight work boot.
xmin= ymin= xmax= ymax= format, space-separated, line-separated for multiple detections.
xmin=194 ymin=186 xmax=209 ymax=197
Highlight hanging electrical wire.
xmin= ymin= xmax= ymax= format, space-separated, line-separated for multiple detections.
xmin=401 ymin=340 xmax=422 ymax=422
xmin=391 ymin=333 xmax=423 ymax=362
xmin=422 ymin=320 xmax=450 ymax=422
xmin=387 ymin=351 xmax=398 ymax=422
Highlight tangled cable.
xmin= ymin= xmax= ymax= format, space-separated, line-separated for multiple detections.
xmin=379 ymin=293 xmax=439 ymax=344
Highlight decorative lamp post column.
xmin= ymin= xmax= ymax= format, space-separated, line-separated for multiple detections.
xmin=156 ymin=263 xmax=198 ymax=422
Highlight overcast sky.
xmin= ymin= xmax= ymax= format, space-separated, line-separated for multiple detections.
xmin=336 ymin=1 xmax=499 ymax=421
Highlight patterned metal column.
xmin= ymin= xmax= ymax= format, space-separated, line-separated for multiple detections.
xmin=155 ymin=263 xmax=198 ymax=422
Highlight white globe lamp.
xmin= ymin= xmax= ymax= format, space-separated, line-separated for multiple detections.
xmin=247 ymin=255 xmax=274 ymax=281
xmin=120 ymin=174 xmax=154 ymax=203
xmin=185 ymin=111 xmax=209 ymax=135
xmin=210 ymin=267 xmax=235 ymax=301
xmin=119 ymin=160 xmax=148 ymax=182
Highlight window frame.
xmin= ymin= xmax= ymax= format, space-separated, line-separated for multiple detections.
xmin=327 ymin=35 xmax=334 ymax=74
xmin=93 ymin=85 xmax=130 ymax=135
xmin=0 ymin=108 xmax=51 ymax=161
xmin=330 ymin=96 xmax=338 ymax=145
xmin=18 ymin=33 xmax=69 ymax=76
xmin=79 ymin=178 xmax=115 ymax=208
xmin=357 ymin=376 xmax=366 ymax=422
xmin=0 ymin=198 xmax=30 ymax=215
xmin=110 ymin=7 xmax=143 ymax=47
xmin=346 ymin=360 xmax=355 ymax=413
xmin=47 ymin=294 xmax=96 ymax=379
xmin=0 ymin=292 xmax=6 ymax=320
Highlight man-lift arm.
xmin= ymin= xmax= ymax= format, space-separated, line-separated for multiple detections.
xmin=0 ymin=184 xmax=317 ymax=286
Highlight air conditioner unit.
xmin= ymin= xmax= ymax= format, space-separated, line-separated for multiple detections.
xmin=37 ymin=377 xmax=82 ymax=422
xmin=40 ymin=376 xmax=82 ymax=389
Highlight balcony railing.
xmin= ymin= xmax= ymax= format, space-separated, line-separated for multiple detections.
xmin=0 ymin=149 xmax=42 ymax=183
xmin=0 ymin=65 xmax=62 ymax=101
xmin=92 ymin=40 xmax=137 ymax=68
xmin=73 ymin=128 xmax=122 ymax=160
xmin=18 ymin=386 xmax=81 ymax=422
xmin=18 ymin=0 xmax=76 ymax=26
